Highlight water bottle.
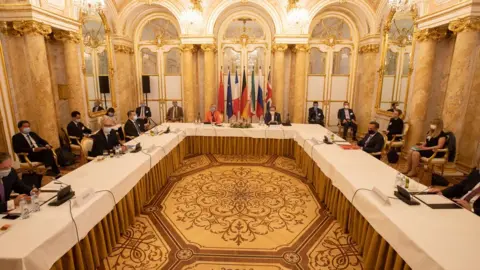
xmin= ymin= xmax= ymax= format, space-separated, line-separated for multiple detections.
xmin=19 ymin=197 xmax=30 ymax=219
xmin=30 ymin=186 xmax=40 ymax=212
xmin=330 ymin=131 xmax=335 ymax=142
xmin=115 ymin=145 xmax=120 ymax=158
xmin=405 ymin=177 xmax=410 ymax=189
xmin=395 ymin=172 xmax=403 ymax=187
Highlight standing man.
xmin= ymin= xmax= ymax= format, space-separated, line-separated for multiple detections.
xmin=136 ymin=101 xmax=151 ymax=130
xmin=92 ymin=100 xmax=104 ymax=112
xmin=308 ymin=101 xmax=325 ymax=126
xmin=67 ymin=111 xmax=92 ymax=144
xmin=12 ymin=120 xmax=61 ymax=176
xmin=264 ymin=105 xmax=282 ymax=125
xmin=337 ymin=101 xmax=357 ymax=140
xmin=166 ymin=101 xmax=184 ymax=122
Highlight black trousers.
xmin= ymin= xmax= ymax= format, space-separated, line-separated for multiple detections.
xmin=28 ymin=150 xmax=60 ymax=174
xmin=342 ymin=121 xmax=357 ymax=138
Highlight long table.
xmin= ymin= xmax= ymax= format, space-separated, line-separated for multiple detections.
xmin=0 ymin=123 xmax=477 ymax=270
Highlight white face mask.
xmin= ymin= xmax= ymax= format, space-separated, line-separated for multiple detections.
xmin=430 ymin=125 xmax=437 ymax=130
xmin=108 ymin=113 xmax=114 ymax=117
xmin=103 ymin=127 xmax=112 ymax=134
xmin=0 ymin=168 xmax=11 ymax=178
xmin=344 ymin=105 xmax=349 ymax=109
xmin=75 ymin=119 xmax=81 ymax=123
xmin=22 ymin=127 xmax=31 ymax=134
xmin=133 ymin=115 xmax=138 ymax=121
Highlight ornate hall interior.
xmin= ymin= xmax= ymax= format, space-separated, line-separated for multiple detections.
xmin=0 ymin=0 xmax=479 ymax=269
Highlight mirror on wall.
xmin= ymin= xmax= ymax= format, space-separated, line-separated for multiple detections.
xmin=81 ymin=11 xmax=115 ymax=117
xmin=376 ymin=9 xmax=416 ymax=116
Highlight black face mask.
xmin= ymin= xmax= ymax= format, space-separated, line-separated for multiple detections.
xmin=368 ymin=129 xmax=375 ymax=135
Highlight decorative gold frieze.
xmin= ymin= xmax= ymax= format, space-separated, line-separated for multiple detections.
xmin=113 ymin=44 xmax=134 ymax=54
xmin=414 ymin=27 xmax=447 ymax=42
xmin=358 ymin=44 xmax=380 ymax=54
xmin=53 ymin=30 xmax=81 ymax=44
xmin=292 ymin=44 xmax=309 ymax=53
xmin=200 ymin=44 xmax=216 ymax=52
xmin=272 ymin=44 xmax=288 ymax=52
xmin=449 ymin=16 xmax=480 ymax=33
xmin=180 ymin=44 xmax=197 ymax=53
xmin=12 ymin=21 xmax=51 ymax=36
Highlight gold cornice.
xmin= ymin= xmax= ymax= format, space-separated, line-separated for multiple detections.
xmin=200 ymin=44 xmax=216 ymax=52
xmin=0 ymin=21 xmax=21 ymax=37
xmin=180 ymin=44 xmax=197 ymax=53
xmin=113 ymin=44 xmax=134 ymax=54
xmin=358 ymin=44 xmax=380 ymax=54
xmin=12 ymin=20 xmax=51 ymax=36
xmin=272 ymin=43 xmax=288 ymax=52
xmin=414 ymin=27 xmax=447 ymax=42
xmin=53 ymin=29 xmax=80 ymax=44
xmin=292 ymin=44 xmax=309 ymax=53
xmin=449 ymin=16 xmax=480 ymax=33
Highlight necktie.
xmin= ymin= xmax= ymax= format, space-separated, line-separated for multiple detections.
xmin=212 ymin=112 xmax=215 ymax=122
xmin=365 ymin=134 xmax=374 ymax=146
xmin=141 ymin=107 xmax=145 ymax=118
xmin=134 ymin=121 xmax=141 ymax=134
xmin=463 ymin=185 xmax=480 ymax=202
xmin=0 ymin=180 xmax=5 ymax=203
xmin=173 ymin=107 xmax=176 ymax=119
xmin=26 ymin=134 xmax=35 ymax=148
xmin=345 ymin=110 xmax=350 ymax=120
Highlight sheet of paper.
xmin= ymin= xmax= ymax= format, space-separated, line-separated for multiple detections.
xmin=414 ymin=194 xmax=456 ymax=205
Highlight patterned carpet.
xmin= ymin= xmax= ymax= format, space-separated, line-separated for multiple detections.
xmin=100 ymin=155 xmax=364 ymax=270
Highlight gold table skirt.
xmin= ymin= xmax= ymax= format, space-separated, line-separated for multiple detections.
xmin=295 ymin=144 xmax=411 ymax=270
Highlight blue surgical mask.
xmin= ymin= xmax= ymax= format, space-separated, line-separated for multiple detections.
xmin=108 ymin=113 xmax=114 ymax=117
xmin=22 ymin=128 xmax=31 ymax=134
xmin=0 ymin=168 xmax=11 ymax=178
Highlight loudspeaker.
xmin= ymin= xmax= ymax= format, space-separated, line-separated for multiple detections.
xmin=142 ymin=76 xmax=151 ymax=94
xmin=99 ymin=76 xmax=110 ymax=94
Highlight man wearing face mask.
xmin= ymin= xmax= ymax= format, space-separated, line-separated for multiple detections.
xmin=264 ymin=105 xmax=282 ymax=125
xmin=337 ymin=101 xmax=357 ymax=140
xmin=12 ymin=120 xmax=61 ymax=176
xmin=90 ymin=118 xmax=122 ymax=157
xmin=67 ymin=111 xmax=92 ymax=145
xmin=136 ymin=101 xmax=151 ymax=130
xmin=124 ymin=110 xmax=143 ymax=141
xmin=204 ymin=104 xmax=223 ymax=125
xmin=357 ymin=121 xmax=384 ymax=158
xmin=0 ymin=152 xmax=38 ymax=213
xmin=308 ymin=101 xmax=325 ymax=126
xmin=386 ymin=109 xmax=404 ymax=141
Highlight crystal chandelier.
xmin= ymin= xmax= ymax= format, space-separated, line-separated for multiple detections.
xmin=180 ymin=0 xmax=203 ymax=26
xmin=287 ymin=0 xmax=308 ymax=26
xmin=388 ymin=0 xmax=415 ymax=12
xmin=73 ymin=0 xmax=105 ymax=15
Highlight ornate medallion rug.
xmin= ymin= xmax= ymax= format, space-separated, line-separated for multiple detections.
xmin=101 ymin=155 xmax=364 ymax=270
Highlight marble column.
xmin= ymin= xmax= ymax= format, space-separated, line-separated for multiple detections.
xmin=292 ymin=44 xmax=308 ymax=123
xmin=273 ymin=44 xmax=288 ymax=116
xmin=113 ymin=44 xmax=136 ymax=123
xmin=405 ymin=27 xmax=446 ymax=150
xmin=181 ymin=44 xmax=196 ymax=122
xmin=443 ymin=17 xmax=480 ymax=166
xmin=53 ymin=30 xmax=86 ymax=120
xmin=201 ymin=44 xmax=216 ymax=112
xmin=356 ymin=44 xmax=380 ymax=134
xmin=2 ymin=21 xmax=60 ymax=147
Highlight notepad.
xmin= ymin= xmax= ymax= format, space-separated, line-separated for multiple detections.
xmin=414 ymin=194 xmax=462 ymax=209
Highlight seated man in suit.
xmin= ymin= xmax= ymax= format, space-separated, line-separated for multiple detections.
xmin=204 ymin=104 xmax=223 ymax=125
xmin=92 ymin=100 xmax=104 ymax=112
xmin=124 ymin=110 xmax=143 ymax=141
xmin=386 ymin=109 xmax=404 ymax=141
xmin=12 ymin=120 xmax=60 ymax=176
xmin=357 ymin=121 xmax=384 ymax=158
xmin=167 ymin=101 xmax=184 ymax=122
xmin=67 ymin=111 xmax=92 ymax=144
xmin=338 ymin=101 xmax=357 ymax=140
xmin=264 ymin=105 xmax=282 ymax=125
xmin=429 ymin=158 xmax=480 ymax=215
xmin=90 ymin=118 xmax=125 ymax=157
xmin=0 ymin=152 xmax=38 ymax=213
xmin=136 ymin=101 xmax=151 ymax=131
xmin=308 ymin=101 xmax=325 ymax=126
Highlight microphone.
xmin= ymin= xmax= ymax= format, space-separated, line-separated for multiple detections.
xmin=323 ymin=135 xmax=333 ymax=144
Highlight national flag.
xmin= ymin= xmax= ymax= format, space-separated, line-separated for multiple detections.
xmin=217 ymin=71 xmax=225 ymax=113
xmin=266 ymin=70 xmax=273 ymax=112
xmin=233 ymin=70 xmax=240 ymax=115
xmin=256 ymin=68 xmax=264 ymax=118
xmin=241 ymin=68 xmax=249 ymax=119
xmin=226 ymin=70 xmax=233 ymax=119
xmin=250 ymin=69 xmax=256 ymax=116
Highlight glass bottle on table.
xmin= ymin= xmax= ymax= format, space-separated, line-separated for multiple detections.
xmin=103 ymin=150 xmax=108 ymax=159
xmin=30 ymin=185 xmax=40 ymax=212
xmin=19 ymin=197 xmax=29 ymax=219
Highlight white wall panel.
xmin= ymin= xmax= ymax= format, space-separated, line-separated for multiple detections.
xmin=328 ymin=102 xmax=344 ymax=129
xmin=148 ymin=101 xmax=161 ymax=124
xmin=381 ymin=77 xmax=395 ymax=103
xmin=87 ymin=76 xmax=96 ymax=98
xmin=148 ymin=76 xmax=159 ymax=99
xmin=399 ymin=76 xmax=408 ymax=103
xmin=307 ymin=76 xmax=325 ymax=101
xmin=330 ymin=76 xmax=349 ymax=101
xmin=165 ymin=76 xmax=182 ymax=100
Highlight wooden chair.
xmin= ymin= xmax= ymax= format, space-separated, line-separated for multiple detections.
xmin=59 ymin=128 xmax=82 ymax=156
xmin=418 ymin=132 xmax=456 ymax=181
xmin=386 ymin=122 xmax=410 ymax=152
xmin=121 ymin=123 xmax=136 ymax=142
xmin=370 ymin=133 xmax=388 ymax=159
xmin=337 ymin=120 xmax=353 ymax=138
xmin=16 ymin=149 xmax=58 ymax=175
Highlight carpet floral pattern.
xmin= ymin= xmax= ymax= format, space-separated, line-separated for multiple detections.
xmin=101 ymin=155 xmax=364 ymax=269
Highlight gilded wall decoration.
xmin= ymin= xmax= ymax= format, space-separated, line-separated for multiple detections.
xmin=448 ymin=16 xmax=480 ymax=33
xmin=113 ymin=44 xmax=134 ymax=54
xmin=53 ymin=30 xmax=81 ymax=44
xmin=414 ymin=27 xmax=448 ymax=42
xmin=358 ymin=44 xmax=380 ymax=54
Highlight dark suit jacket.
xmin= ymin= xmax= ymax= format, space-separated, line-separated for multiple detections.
xmin=442 ymin=168 xmax=480 ymax=215
xmin=264 ymin=112 xmax=281 ymax=125
xmin=308 ymin=107 xmax=324 ymax=124
xmin=166 ymin=106 xmax=184 ymax=122
xmin=338 ymin=108 xmax=356 ymax=122
xmin=124 ymin=119 xmax=141 ymax=140
xmin=0 ymin=169 xmax=32 ymax=213
xmin=92 ymin=105 xmax=104 ymax=112
xmin=136 ymin=106 xmax=152 ymax=118
xmin=358 ymin=132 xmax=384 ymax=154
xmin=387 ymin=118 xmax=404 ymax=138
xmin=90 ymin=129 xmax=120 ymax=157
xmin=67 ymin=121 xmax=92 ymax=142
xmin=12 ymin=132 xmax=49 ymax=155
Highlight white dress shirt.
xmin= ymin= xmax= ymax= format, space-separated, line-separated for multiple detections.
xmin=462 ymin=182 xmax=480 ymax=209
xmin=344 ymin=109 xmax=350 ymax=120
xmin=22 ymin=133 xmax=38 ymax=148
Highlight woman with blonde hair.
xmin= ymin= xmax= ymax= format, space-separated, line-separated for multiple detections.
xmin=403 ymin=118 xmax=447 ymax=177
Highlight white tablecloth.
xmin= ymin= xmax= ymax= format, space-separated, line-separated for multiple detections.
xmin=0 ymin=123 xmax=477 ymax=270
